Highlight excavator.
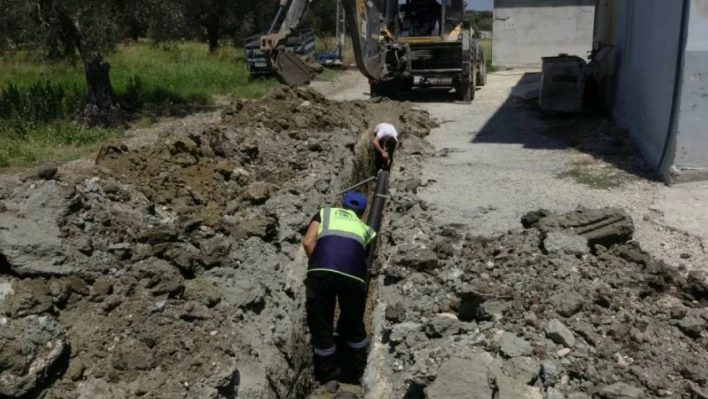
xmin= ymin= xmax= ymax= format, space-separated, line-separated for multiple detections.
xmin=259 ymin=0 xmax=486 ymax=102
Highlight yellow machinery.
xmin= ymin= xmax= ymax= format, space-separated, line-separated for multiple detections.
xmin=260 ymin=0 xmax=486 ymax=102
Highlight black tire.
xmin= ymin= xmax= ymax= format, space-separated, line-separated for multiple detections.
xmin=370 ymin=80 xmax=398 ymax=99
xmin=369 ymin=82 xmax=379 ymax=97
xmin=399 ymin=76 xmax=414 ymax=91
xmin=470 ymin=66 xmax=477 ymax=101
xmin=457 ymin=67 xmax=476 ymax=103
xmin=477 ymin=55 xmax=487 ymax=87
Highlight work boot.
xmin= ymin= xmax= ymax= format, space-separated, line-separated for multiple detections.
xmin=349 ymin=345 xmax=368 ymax=383
xmin=338 ymin=341 xmax=368 ymax=384
xmin=313 ymin=352 xmax=341 ymax=385
xmin=323 ymin=380 xmax=339 ymax=394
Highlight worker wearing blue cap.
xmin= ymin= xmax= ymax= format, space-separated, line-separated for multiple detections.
xmin=301 ymin=191 xmax=377 ymax=392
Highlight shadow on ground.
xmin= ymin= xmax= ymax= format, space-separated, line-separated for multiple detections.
xmin=364 ymin=87 xmax=479 ymax=104
xmin=471 ymin=72 xmax=655 ymax=188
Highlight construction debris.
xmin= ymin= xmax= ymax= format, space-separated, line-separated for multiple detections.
xmin=372 ymin=189 xmax=708 ymax=398
xmin=0 ymin=87 xmax=436 ymax=399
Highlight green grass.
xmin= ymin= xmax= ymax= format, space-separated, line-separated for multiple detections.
xmin=109 ymin=43 xmax=279 ymax=103
xmin=0 ymin=42 xmax=280 ymax=169
xmin=480 ymin=38 xmax=496 ymax=72
xmin=0 ymin=43 xmax=279 ymax=103
xmin=0 ymin=121 xmax=119 ymax=168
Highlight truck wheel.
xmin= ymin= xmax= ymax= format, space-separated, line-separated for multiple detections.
xmin=477 ymin=55 xmax=487 ymax=87
xmin=458 ymin=67 xmax=476 ymax=103
xmin=370 ymin=82 xmax=379 ymax=97
xmin=399 ymin=77 xmax=414 ymax=91
xmin=469 ymin=67 xmax=477 ymax=101
xmin=370 ymin=80 xmax=399 ymax=99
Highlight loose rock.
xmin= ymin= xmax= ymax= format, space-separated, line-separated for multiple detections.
xmin=597 ymin=382 xmax=644 ymax=398
xmin=544 ymin=231 xmax=589 ymax=255
xmin=425 ymin=313 xmax=461 ymax=338
xmin=425 ymin=355 xmax=494 ymax=399
xmin=500 ymin=332 xmax=534 ymax=358
xmin=546 ymin=319 xmax=575 ymax=348
xmin=385 ymin=302 xmax=406 ymax=323
xmin=503 ymin=357 xmax=540 ymax=385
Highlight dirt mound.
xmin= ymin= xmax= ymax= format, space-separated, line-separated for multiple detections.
xmin=223 ymin=86 xmax=437 ymax=138
xmin=375 ymin=203 xmax=708 ymax=398
xmin=0 ymin=90 xmax=437 ymax=399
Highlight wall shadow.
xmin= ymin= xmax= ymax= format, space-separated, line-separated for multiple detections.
xmin=495 ymin=0 xmax=595 ymax=8
xmin=471 ymin=72 xmax=655 ymax=182
xmin=364 ymin=87 xmax=485 ymax=104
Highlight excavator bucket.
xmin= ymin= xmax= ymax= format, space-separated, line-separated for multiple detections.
xmin=274 ymin=50 xmax=313 ymax=86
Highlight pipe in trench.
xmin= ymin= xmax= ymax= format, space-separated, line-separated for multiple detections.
xmin=365 ymin=170 xmax=389 ymax=280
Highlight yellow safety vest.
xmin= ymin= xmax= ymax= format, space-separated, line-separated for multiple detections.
xmin=308 ymin=207 xmax=377 ymax=282
xmin=316 ymin=207 xmax=376 ymax=245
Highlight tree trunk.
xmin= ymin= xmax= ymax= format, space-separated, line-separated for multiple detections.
xmin=83 ymin=53 xmax=116 ymax=110
xmin=52 ymin=9 xmax=121 ymax=126
xmin=205 ymin=18 xmax=220 ymax=53
xmin=57 ymin=10 xmax=118 ymax=111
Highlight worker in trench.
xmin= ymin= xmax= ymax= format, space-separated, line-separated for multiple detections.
xmin=301 ymin=191 xmax=377 ymax=392
xmin=372 ymin=122 xmax=399 ymax=172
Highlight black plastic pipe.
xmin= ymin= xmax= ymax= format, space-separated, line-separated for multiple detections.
xmin=365 ymin=170 xmax=389 ymax=279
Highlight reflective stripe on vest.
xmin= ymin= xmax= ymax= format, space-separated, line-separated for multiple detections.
xmin=316 ymin=207 xmax=376 ymax=246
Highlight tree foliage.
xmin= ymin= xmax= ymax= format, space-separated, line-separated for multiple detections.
xmin=302 ymin=0 xmax=338 ymax=37
xmin=0 ymin=0 xmax=338 ymax=115
xmin=0 ymin=0 xmax=127 ymax=116
xmin=465 ymin=10 xmax=493 ymax=33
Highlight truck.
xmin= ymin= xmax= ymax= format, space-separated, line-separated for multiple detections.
xmin=244 ymin=30 xmax=316 ymax=77
xmin=259 ymin=0 xmax=486 ymax=102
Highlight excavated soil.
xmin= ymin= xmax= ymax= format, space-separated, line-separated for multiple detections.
xmin=367 ymin=143 xmax=708 ymax=398
xmin=0 ymin=86 xmax=436 ymax=399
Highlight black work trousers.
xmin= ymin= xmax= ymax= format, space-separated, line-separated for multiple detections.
xmin=305 ymin=271 xmax=369 ymax=384
xmin=374 ymin=137 xmax=397 ymax=172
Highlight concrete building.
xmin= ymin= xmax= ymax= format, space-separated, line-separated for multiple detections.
xmin=593 ymin=0 xmax=708 ymax=182
xmin=492 ymin=0 xmax=595 ymax=68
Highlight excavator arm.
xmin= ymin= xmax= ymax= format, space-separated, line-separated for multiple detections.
xmin=260 ymin=0 xmax=408 ymax=86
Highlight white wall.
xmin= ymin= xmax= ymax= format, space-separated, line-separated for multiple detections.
xmin=493 ymin=0 xmax=595 ymax=68
xmin=594 ymin=0 xmax=684 ymax=171
xmin=673 ymin=0 xmax=708 ymax=171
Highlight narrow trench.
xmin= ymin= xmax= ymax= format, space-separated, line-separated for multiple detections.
xmin=288 ymin=127 xmax=383 ymax=399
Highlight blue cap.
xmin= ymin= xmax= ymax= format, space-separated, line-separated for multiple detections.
xmin=343 ymin=191 xmax=367 ymax=213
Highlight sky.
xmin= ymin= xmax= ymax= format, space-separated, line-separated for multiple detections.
xmin=465 ymin=0 xmax=493 ymax=10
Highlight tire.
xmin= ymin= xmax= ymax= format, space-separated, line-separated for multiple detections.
xmin=477 ymin=54 xmax=487 ymax=87
xmin=469 ymin=66 xmax=477 ymax=101
xmin=399 ymin=76 xmax=414 ymax=91
xmin=457 ymin=67 xmax=476 ymax=103
xmin=369 ymin=82 xmax=379 ymax=97
xmin=370 ymin=80 xmax=399 ymax=99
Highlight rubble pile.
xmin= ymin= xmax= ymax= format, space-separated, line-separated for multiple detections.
xmin=374 ymin=194 xmax=708 ymax=398
xmin=224 ymin=86 xmax=435 ymax=139
xmin=0 ymin=87 xmax=436 ymax=399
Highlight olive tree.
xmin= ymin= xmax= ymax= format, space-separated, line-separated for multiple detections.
xmin=0 ymin=0 xmax=125 ymax=119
